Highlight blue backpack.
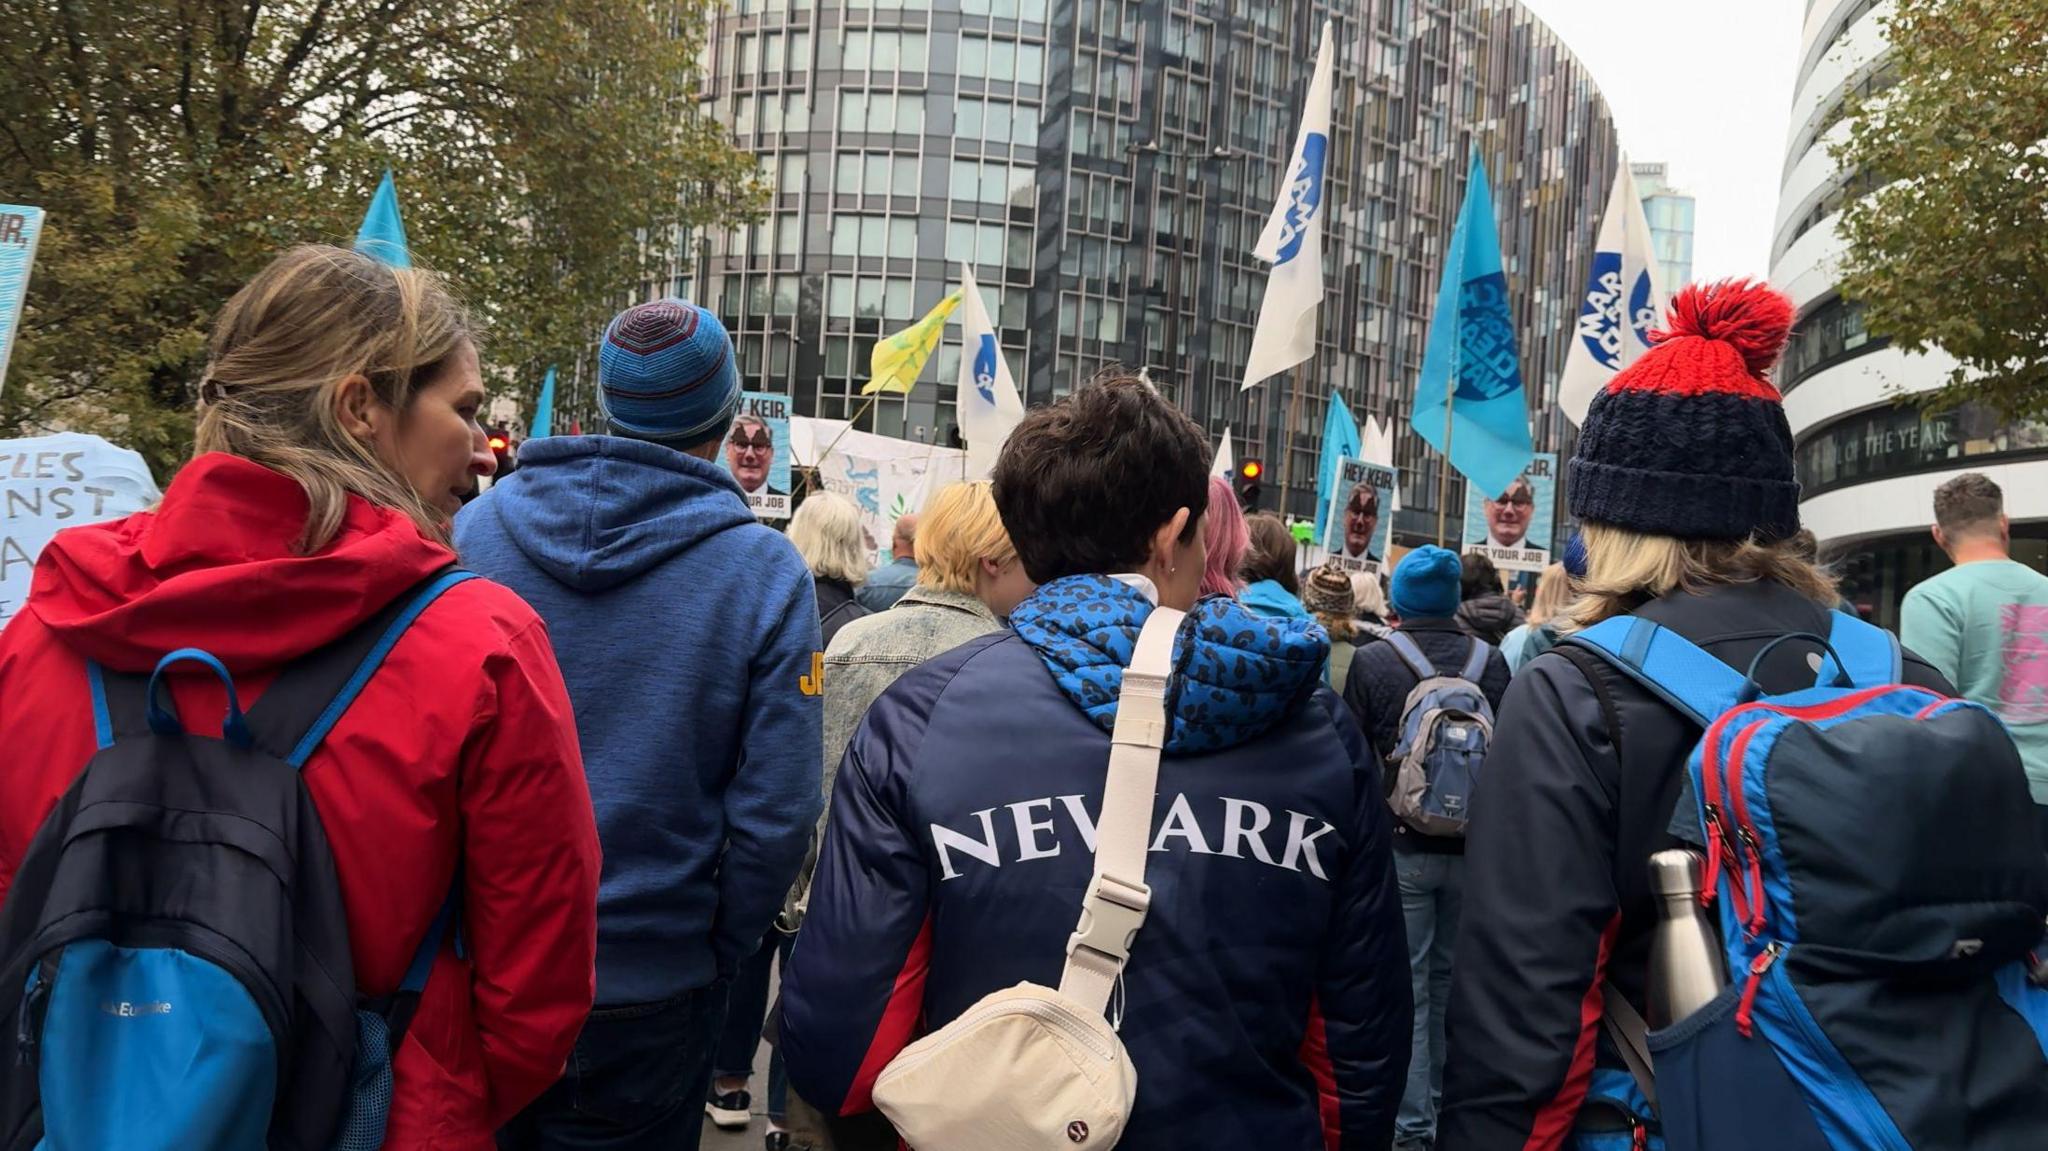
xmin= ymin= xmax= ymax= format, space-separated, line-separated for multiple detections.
xmin=0 ymin=570 xmax=475 ymax=1151
xmin=1384 ymin=632 xmax=1494 ymax=836
xmin=1566 ymin=610 xmax=2048 ymax=1151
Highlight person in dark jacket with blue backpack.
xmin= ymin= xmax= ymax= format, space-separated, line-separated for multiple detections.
xmin=1435 ymin=282 xmax=2048 ymax=1151
xmin=780 ymin=374 xmax=1411 ymax=1150
xmin=1342 ymin=546 xmax=1509 ymax=1151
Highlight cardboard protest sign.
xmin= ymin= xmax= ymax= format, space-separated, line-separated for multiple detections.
xmin=1462 ymin=451 xmax=1556 ymax=573
xmin=721 ymin=392 xmax=792 ymax=520
xmin=1321 ymin=457 xmax=1396 ymax=576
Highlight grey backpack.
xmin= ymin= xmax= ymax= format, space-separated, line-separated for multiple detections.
xmin=1384 ymin=632 xmax=1494 ymax=837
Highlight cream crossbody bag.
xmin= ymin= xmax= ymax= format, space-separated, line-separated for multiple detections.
xmin=870 ymin=607 xmax=1184 ymax=1150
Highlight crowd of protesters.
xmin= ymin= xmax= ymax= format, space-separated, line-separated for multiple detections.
xmin=1 ymin=248 xmax=2045 ymax=1151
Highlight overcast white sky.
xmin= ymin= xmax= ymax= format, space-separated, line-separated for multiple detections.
xmin=1517 ymin=0 xmax=1804 ymax=282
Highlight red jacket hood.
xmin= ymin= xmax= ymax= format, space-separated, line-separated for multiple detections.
xmin=29 ymin=453 xmax=458 ymax=673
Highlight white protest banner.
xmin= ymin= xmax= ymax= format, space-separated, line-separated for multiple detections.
xmin=1 ymin=433 xmax=161 ymax=628
xmin=1462 ymin=451 xmax=1557 ymax=573
xmin=1321 ymin=457 xmax=1396 ymax=577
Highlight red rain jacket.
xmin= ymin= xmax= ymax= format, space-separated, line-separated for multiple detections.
xmin=0 ymin=453 xmax=601 ymax=1149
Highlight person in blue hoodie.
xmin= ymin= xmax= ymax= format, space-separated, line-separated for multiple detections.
xmin=1240 ymin=512 xmax=1313 ymax=623
xmin=462 ymin=299 xmax=823 ymax=1151
xmin=780 ymin=374 xmax=1411 ymax=1150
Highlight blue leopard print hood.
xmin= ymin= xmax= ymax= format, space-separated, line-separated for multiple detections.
xmin=1008 ymin=574 xmax=1330 ymax=755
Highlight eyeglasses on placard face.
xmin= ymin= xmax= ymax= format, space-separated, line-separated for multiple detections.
xmin=731 ymin=432 xmax=774 ymax=452
xmin=1491 ymin=493 xmax=1534 ymax=508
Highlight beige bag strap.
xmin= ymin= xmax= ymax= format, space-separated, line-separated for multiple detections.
xmin=1059 ymin=606 xmax=1184 ymax=1016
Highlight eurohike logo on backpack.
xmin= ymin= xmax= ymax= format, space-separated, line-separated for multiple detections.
xmin=1384 ymin=632 xmax=1494 ymax=836
xmin=0 ymin=570 xmax=473 ymax=1151
xmin=1568 ymin=611 xmax=2048 ymax=1151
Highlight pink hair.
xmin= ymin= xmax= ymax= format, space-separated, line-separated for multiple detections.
xmin=1201 ymin=474 xmax=1250 ymax=598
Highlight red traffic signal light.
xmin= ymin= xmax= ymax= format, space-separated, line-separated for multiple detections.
xmin=1239 ymin=460 xmax=1263 ymax=481
xmin=488 ymin=434 xmax=508 ymax=452
xmin=1234 ymin=457 xmax=1264 ymax=510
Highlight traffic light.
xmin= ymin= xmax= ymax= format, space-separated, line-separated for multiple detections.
xmin=1235 ymin=458 xmax=1264 ymax=509
xmin=487 ymin=426 xmax=517 ymax=476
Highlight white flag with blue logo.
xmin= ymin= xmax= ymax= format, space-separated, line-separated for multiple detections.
xmin=955 ymin=264 xmax=1024 ymax=480
xmin=1243 ymin=20 xmax=1334 ymax=392
xmin=1212 ymin=426 xmax=1235 ymax=478
xmin=1559 ymin=160 xmax=1667 ymax=426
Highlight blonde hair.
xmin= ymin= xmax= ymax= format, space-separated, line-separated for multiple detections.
xmin=194 ymin=245 xmax=475 ymax=553
xmin=1561 ymin=522 xmax=1840 ymax=632
xmin=1527 ymin=562 xmax=1576 ymax=627
xmin=788 ymin=491 xmax=869 ymax=586
xmin=1350 ymin=571 xmax=1388 ymax=620
xmin=915 ymin=482 xmax=1017 ymax=595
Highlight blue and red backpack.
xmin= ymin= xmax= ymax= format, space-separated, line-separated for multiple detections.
xmin=1567 ymin=609 xmax=2048 ymax=1151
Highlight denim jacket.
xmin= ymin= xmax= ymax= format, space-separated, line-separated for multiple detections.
xmin=821 ymin=585 xmax=1003 ymax=806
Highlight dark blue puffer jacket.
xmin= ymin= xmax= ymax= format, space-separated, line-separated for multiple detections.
xmin=780 ymin=575 xmax=1411 ymax=1150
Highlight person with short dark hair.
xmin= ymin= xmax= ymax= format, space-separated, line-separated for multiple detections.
xmin=1453 ymin=550 xmax=1523 ymax=645
xmin=1241 ymin=513 xmax=1311 ymax=621
xmin=1902 ymin=472 xmax=2048 ymax=836
xmin=781 ymin=373 xmax=1412 ymax=1150
xmin=464 ymin=299 xmax=822 ymax=1151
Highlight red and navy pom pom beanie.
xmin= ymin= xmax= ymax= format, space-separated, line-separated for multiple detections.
xmin=1568 ymin=278 xmax=1802 ymax=542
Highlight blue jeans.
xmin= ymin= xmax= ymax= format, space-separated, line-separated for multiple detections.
xmin=497 ymin=983 xmax=727 ymax=1151
xmin=1396 ymin=848 xmax=1464 ymax=1146
xmin=712 ymin=929 xmax=794 ymax=1122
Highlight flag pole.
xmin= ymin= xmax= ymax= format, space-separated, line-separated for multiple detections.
xmin=1279 ymin=361 xmax=1307 ymax=519
xmin=1435 ymin=396 xmax=1454 ymax=546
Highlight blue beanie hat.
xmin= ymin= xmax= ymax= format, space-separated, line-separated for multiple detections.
xmin=597 ymin=299 xmax=742 ymax=445
xmin=1391 ymin=546 xmax=1463 ymax=619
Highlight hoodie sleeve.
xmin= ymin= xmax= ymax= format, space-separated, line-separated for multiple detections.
xmin=713 ymin=559 xmax=825 ymax=974
xmin=1437 ymin=654 xmax=1621 ymax=1151
xmin=1307 ymin=691 xmax=1412 ymax=1150
xmin=457 ymin=615 xmax=603 ymax=1126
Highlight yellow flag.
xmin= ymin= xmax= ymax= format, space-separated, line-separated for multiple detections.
xmin=863 ymin=291 xmax=964 ymax=396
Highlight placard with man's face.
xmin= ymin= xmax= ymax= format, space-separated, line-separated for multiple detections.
xmin=1323 ymin=457 xmax=1396 ymax=575
xmin=1462 ymin=452 xmax=1556 ymax=572
xmin=719 ymin=392 xmax=791 ymax=520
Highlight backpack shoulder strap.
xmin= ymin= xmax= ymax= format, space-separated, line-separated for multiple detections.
xmin=1814 ymin=610 xmax=1902 ymax=690
xmin=1060 ymin=605 xmax=1184 ymax=1017
xmin=243 ymin=568 xmax=480 ymax=767
xmin=1458 ymin=638 xmax=1490 ymax=684
xmin=1561 ymin=616 xmax=1745 ymax=728
xmin=1384 ymin=630 xmax=1438 ymax=682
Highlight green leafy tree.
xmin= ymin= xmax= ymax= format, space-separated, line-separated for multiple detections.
xmin=1832 ymin=0 xmax=2048 ymax=420
xmin=0 ymin=0 xmax=764 ymax=476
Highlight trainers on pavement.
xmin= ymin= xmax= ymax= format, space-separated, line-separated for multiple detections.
xmin=705 ymin=1088 xmax=752 ymax=1129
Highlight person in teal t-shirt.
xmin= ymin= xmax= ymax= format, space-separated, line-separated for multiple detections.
xmin=1900 ymin=474 xmax=2048 ymax=837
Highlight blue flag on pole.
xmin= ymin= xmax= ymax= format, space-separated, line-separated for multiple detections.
xmin=1315 ymin=389 xmax=1363 ymax=543
xmin=1410 ymin=148 xmax=1533 ymax=502
xmin=355 ymin=171 xmax=413 ymax=269
xmin=531 ymin=366 xmax=556 ymax=440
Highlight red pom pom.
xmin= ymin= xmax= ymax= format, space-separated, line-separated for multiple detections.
xmin=1652 ymin=279 xmax=1796 ymax=376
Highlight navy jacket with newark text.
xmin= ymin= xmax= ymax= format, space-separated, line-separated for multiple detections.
xmin=779 ymin=575 xmax=1411 ymax=1150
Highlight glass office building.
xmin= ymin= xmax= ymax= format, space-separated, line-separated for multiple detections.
xmin=1774 ymin=0 xmax=2048 ymax=625
xmin=662 ymin=0 xmax=1617 ymax=537
xmin=1630 ymin=161 xmax=1694 ymax=289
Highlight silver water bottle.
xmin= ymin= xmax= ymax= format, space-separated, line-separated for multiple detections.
xmin=1647 ymin=848 xmax=1728 ymax=1029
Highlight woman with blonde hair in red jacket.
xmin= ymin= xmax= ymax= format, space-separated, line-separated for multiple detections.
xmin=0 ymin=245 xmax=600 ymax=1149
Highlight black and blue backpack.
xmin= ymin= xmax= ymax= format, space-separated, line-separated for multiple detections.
xmin=1566 ymin=609 xmax=2048 ymax=1151
xmin=0 ymin=569 xmax=476 ymax=1151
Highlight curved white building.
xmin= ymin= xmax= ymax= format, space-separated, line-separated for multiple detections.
xmin=1773 ymin=0 xmax=2048 ymax=625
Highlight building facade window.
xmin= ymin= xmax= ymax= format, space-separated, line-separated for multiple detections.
xmin=1781 ymin=294 xmax=1882 ymax=390
xmin=1796 ymin=401 xmax=2048 ymax=497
